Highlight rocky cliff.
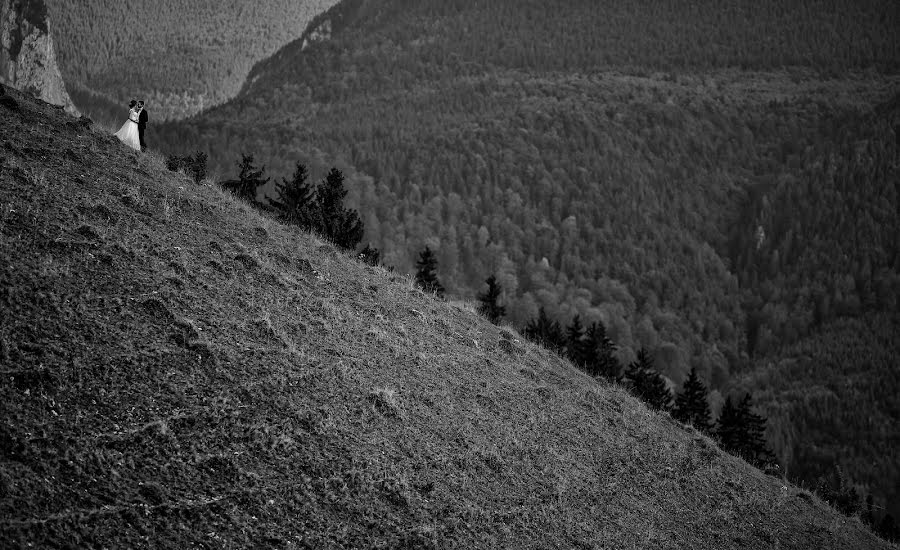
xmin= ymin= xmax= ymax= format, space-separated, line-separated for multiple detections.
xmin=0 ymin=0 xmax=76 ymax=114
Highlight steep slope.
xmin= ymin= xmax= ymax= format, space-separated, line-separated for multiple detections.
xmin=0 ymin=0 xmax=76 ymax=114
xmin=0 ymin=89 xmax=890 ymax=548
xmin=45 ymin=0 xmax=338 ymax=123
xmin=156 ymin=0 xmax=900 ymax=517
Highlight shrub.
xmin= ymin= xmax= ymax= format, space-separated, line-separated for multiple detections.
xmin=166 ymin=151 xmax=208 ymax=184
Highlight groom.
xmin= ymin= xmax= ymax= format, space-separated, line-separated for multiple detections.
xmin=137 ymin=100 xmax=149 ymax=151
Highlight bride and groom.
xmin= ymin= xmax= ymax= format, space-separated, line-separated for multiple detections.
xmin=114 ymin=99 xmax=149 ymax=151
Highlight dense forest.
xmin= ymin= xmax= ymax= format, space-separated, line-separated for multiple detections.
xmin=45 ymin=0 xmax=338 ymax=123
xmin=154 ymin=0 xmax=900 ymax=517
xmin=732 ymin=100 xmax=900 ymax=511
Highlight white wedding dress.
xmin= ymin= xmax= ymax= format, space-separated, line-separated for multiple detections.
xmin=114 ymin=108 xmax=142 ymax=150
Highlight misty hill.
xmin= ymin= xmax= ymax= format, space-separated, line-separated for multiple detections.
xmin=46 ymin=0 xmax=339 ymax=123
xmin=0 ymin=85 xmax=891 ymax=548
xmin=155 ymin=0 xmax=900 ymax=519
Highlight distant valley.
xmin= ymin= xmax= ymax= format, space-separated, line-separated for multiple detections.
xmin=45 ymin=0 xmax=340 ymax=123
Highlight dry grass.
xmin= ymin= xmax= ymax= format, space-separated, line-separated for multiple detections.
xmin=0 ymin=88 xmax=892 ymax=549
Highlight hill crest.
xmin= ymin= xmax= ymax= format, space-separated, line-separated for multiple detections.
xmin=0 ymin=88 xmax=891 ymax=548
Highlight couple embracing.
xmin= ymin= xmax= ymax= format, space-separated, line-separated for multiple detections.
xmin=114 ymin=99 xmax=149 ymax=151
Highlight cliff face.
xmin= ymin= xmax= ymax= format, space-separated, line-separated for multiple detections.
xmin=0 ymin=0 xmax=76 ymax=114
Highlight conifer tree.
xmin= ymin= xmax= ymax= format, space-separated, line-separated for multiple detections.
xmin=673 ymin=367 xmax=713 ymax=433
xmin=565 ymin=314 xmax=587 ymax=365
xmin=584 ymin=321 xmax=620 ymax=380
xmin=815 ymin=467 xmax=861 ymax=516
xmin=625 ymin=349 xmax=672 ymax=410
xmin=717 ymin=393 xmax=776 ymax=468
xmin=477 ymin=275 xmax=505 ymax=324
xmin=735 ymin=393 xmax=776 ymax=467
xmin=271 ymin=162 xmax=318 ymax=229
xmin=317 ymin=168 xmax=364 ymax=250
xmin=523 ymin=307 xmax=566 ymax=353
xmin=415 ymin=246 xmax=445 ymax=297
xmin=716 ymin=396 xmax=743 ymax=453
xmin=223 ymin=153 xmax=269 ymax=202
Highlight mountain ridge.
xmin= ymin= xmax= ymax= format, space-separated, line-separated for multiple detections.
xmin=45 ymin=0 xmax=340 ymax=123
xmin=0 ymin=86 xmax=891 ymax=548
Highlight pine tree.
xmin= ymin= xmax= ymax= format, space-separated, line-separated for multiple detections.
xmin=625 ymin=349 xmax=672 ymax=410
xmin=673 ymin=367 xmax=713 ymax=433
xmin=222 ymin=154 xmax=269 ymax=202
xmin=270 ymin=162 xmax=318 ymax=229
xmin=584 ymin=321 xmax=620 ymax=380
xmin=565 ymin=315 xmax=587 ymax=365
xmin=317 ymin=168 xmax=364 ymax=250
xmin=415 ymin=246 xmax=444 ymax=297
xmin=736 ymin=393 xmax=775 ymax=467
xmin=716 ymin=396 xmax=743 ymax=453
xmin=358 ymin=243 xmax=380 ymax=266
xmin=523 ymin=307 xmax=566 ymax=353
xmin=477 ymin=275 xmax=505 ymax=324
xmin=717 ymin=393 xmax=776 ymax=468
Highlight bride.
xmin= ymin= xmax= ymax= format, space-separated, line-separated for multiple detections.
xmin=114 ymin=100 xmax=142 ymax=151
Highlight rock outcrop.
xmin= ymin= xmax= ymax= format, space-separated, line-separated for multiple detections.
xmin=0 ymin=0 xmax=76 ymax=114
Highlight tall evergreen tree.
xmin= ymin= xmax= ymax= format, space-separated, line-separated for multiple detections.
xmin=477 ymin=275 xmax=505 ymax=324
xmin=625 ymin=349 xmax=672 ymax=410
xmin=270 ymin=162 xmax=318 ymax=229
xmin=735 ymin=393 xmax=776 ymax=467
xmin=673 ymin=367 xmax=713 ymax=433
xmin=584 ymin=321 xmax=620 ymax=380
xmin=523 ymin=307 xmax=566 ymax=353
xmin=717 ymin=393 xmax=776 ymax=468
xmin=317 ymin=168 xmax=364 ymax=250
xmin=565 ymin=315 xmax=587 ymax=365
xmin=716 ymin=396 xmax=743 ymax=453
xmin=222 ymin=153 xmax=269 ymax=202
xmin=415 ymin=246 xmax=445 ymax=297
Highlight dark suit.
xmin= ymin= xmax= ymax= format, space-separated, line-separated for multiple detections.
xmin=138 ymin=109 xmax=149 ymax=150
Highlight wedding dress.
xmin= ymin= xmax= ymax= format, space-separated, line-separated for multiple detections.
xmin=114 ymin=108 xmax=142 ymax=151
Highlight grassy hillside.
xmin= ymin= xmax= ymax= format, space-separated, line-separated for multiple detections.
xmin=45 ymin=0 xmax=339 ymax=123
xmin=0 ymin=88 xmax=891 ymax=548
xmin=154 ymin=0 xmax=900 ymax=517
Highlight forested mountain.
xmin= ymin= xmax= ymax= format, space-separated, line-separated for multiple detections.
xmin=45 ymin=0 xmax=338 ymax=123
xmin=156 ymin=0 xmax=900 ymax=517
xmin=733 ymin=96 xmax=900 ymax=513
